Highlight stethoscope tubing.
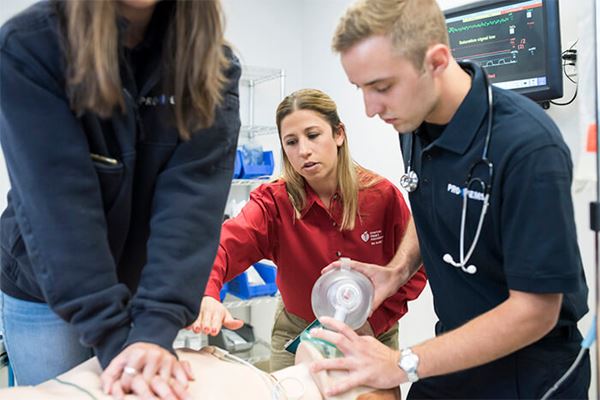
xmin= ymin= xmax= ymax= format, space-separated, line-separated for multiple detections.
xmin=400 ymin=66 xmax=494 ymax=274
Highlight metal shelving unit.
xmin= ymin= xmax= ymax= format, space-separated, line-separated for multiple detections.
xmin=240 ymin=65 xmax=284 ymax=142
xmin=232 ymin=178 xmax=272 ymax=186
xmin=240 ymin=125 xmax=278 ymax=139
xmin=241 ymin=66 xmax=285 ymax=113
xmin=214 ymin=66 xmax=285 ymax=366
xmin=223 ymin=293 xmax=281 ymax=309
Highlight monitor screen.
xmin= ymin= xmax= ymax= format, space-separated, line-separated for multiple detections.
xmin=445 ymin=0 xmax=563 ymax=101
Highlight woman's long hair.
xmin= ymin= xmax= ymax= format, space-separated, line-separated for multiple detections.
xmin=62 ymin=0 xmax=229 ymax=140
xmin=275 ymin=89 xmax=380 ymax=231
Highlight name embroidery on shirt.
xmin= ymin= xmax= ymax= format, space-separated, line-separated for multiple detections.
xmin=447 ymin=183 xmax=485 ymax=202
xmin=138 ymin=95 xmax=175 ymax=106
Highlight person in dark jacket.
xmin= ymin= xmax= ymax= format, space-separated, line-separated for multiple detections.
xmin=0 ymin=0 xmax=241 ymax=398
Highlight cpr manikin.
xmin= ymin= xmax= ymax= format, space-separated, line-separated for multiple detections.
xmin=0 ymin=259 xmax=395 ymax=399
xmin=0 ymin=343 xmax=399 ymax=400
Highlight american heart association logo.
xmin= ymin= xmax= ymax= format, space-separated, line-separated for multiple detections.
xmin=361 ymin=231 xmax=370 ymax=242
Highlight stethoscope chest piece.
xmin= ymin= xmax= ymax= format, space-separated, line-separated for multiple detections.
xmin=399 ymin=169 xmax=419 ymax=192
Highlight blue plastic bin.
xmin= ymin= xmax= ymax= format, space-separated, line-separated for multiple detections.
xmin=219 ymin=282 xmax=229 ymax=302
xmin=232 ymin=150 xmax=243 ymax=179
xmin=228 ymin=262 xmax=278 ymax=299
xmin=240 ymin=151 xmax=274 ymax=179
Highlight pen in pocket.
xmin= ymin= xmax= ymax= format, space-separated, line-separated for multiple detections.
xmin=90 ymin=153 xmax=119 ymax=166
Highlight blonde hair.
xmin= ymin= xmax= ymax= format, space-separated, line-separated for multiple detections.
xmin=61 ymin=0 xmax=229 ymax=140
xmin=275 ymin=89 xmax=379 ymax=231
xmin=332 ymin=0 xmax=449 ymax=69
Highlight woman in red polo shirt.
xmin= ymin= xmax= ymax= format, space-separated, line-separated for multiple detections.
xmin=191 ymin=88 xmax=427 ymax=370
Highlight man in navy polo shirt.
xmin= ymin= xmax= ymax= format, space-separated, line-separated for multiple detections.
xmin=309 ymin=0 xmax=590 ymax=398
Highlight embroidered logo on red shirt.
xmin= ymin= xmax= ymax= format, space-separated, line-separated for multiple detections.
xmin=369 ymin=230 xmax=383 ymax=245
xmin=361 ymin=230 xmax=383 ymax=245
xmin=361 ymin=231 xmax=370 ymax=242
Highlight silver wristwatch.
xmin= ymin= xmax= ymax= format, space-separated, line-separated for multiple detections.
xmin=398 ymin=347 xmax=420 ymax=383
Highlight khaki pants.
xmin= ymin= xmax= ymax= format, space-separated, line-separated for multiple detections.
xmin=269 ymin=300 xmax=399 ymax=372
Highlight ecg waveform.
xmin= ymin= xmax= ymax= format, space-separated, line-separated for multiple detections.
xmin=446 ymin=2 xmax=546 ymax=90
xmin=480 ymin=54 xmax=517 ymax=67
xmin=448 ymin=16 xmax=514 ymax=34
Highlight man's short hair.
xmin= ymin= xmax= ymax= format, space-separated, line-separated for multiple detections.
xmin=332 ymin=0 xmax=449 ymax=69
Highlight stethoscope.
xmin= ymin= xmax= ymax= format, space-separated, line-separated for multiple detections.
xmin=400 ymin=68 xmax=494 ymax=275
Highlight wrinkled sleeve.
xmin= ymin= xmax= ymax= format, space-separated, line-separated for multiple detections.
xmin=0 ymin=42 xmax=132 ymax=365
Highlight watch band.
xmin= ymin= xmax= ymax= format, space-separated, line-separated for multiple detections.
xmin=399 ymin=347 xmax=420 ymax=383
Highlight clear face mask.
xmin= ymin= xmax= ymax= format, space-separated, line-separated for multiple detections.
xmin=307 ymin=258 xmax=374 ymax=358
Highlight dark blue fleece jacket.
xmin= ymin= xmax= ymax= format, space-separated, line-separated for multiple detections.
xmin=0 ymin=1 xmax=241 ymax=367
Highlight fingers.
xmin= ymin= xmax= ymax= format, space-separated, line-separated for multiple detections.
xmin=172 ymin=361 xmax=192 ymax=387
xmin=125 ymin=372 xmax=191 ymax=400
xmin=165 ymin=376 xmax=192 ymax=400
xmin=158 ymin=358 xmax=191 ymax=389
xmin=198 ymin=297 xmax=227 ymax=335
xmin=208 ymin=310 xmax=224 ymax=335
xmin=101 ymin=355 xmax=128 ymax=394
xmin=102 ymin=343 xmax=192 ymax=399
xmin=310 ymin=318 xmax=359 ymax=356
xmin=344 ymin=259 xmax=376 ymax=276
xmin=310 ymin=321 xmax=404 ymax=395
xmin=190 ymin=321 xmax=202 ymax=334
xmin=113 ymin=351 xmax=192 ymax=400
xmin=317 ymin=316 xmax=360 ymax=341
xmin=181 ymin=360 xmax=195 ymax=381
xmin=309 ymin=327 xmax=350 ymax=355
xmin=310 ymin=356 xmax=353 ymax=373
xmin=310 ymin=357 xmax=366 ymax=396
xmin=130 ymin=374 xmax=160 ymax=400
xmin=193 ymin=299 xmax=243 ymax=334
xmin=321 ymin=260 xmax=341 ymax=274
xmin=141 ymin=349 xmax=163 ymax=383
xmin=150 ymin=376 xmax=190 ymax=400
xmin=324 ymin=375 xmax=367 ymax=397
xmin=223 ymin=315 xmax=244 ymax=330
xmin=199 ymin=309 xmax=215 ymax=335
xmin=321 ymin=259 xmax=379 ymax=278
xmin=148 ymin=376 xmax=175 ymax=400
xmin=120 ymin=349 xmax=146 ymax=392
xmin=159 ymin=356 xmax=174 ymax=383
xmin=110 ymin=380 xmax=126 ymax=400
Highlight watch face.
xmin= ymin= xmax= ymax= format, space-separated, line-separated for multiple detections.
xmin=400 ymin=355 xmax=415 ymax=370
xmin=400 ymin=350 xmax=418 ymax=372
